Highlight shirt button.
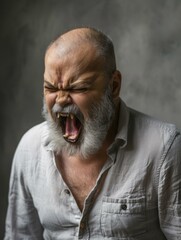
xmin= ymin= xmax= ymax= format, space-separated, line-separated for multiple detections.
xmin=119 ymin=139 xmax=125 ymax=147
xmin=64 ymin=189 xmax=70 ymax=195
xmin=121 ymin=204 xmax=127 ymax=210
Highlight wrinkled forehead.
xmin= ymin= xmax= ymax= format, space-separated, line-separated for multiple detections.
xmin=45 ymin=41 xmax=105 ymax=76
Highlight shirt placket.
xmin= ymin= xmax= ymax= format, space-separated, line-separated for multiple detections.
xmin=77 ymin=151 xmax=117 ymax=239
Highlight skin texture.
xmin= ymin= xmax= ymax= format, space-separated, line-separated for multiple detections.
xmin=44 ymin=30 xmax=121 ymax=139
xmin=43 ymin=28 xmax=122 ymax=210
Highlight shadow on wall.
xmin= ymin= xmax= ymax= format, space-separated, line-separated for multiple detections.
xmin=1 ymin=0 xmax=181 ymax=238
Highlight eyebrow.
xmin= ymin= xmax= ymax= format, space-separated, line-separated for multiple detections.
xmin=69 ymin=76 xmax=96 ymax=88
xmin=44 ymin=75 xmax=97 ymax=90
xmin=44 ymin=80 xmax=57 ymax=88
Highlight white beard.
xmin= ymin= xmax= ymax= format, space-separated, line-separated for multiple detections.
xmin=42 ymin=86 xmax=115 ymax=159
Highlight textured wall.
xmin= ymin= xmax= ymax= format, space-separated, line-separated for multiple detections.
xmin=1 ymin=0 xmax=181 ymax=237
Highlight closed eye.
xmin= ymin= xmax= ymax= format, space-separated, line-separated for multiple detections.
xmin=44 ymin=80 xmax=58 ymax=92
xmin=71 ymin=88 xmax=88 ymax=93
xmin=44 ymin=86 xmax=58 ymax=92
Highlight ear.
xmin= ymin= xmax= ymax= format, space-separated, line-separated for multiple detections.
xmin=111 ymin=70 xmax=122 ymax=99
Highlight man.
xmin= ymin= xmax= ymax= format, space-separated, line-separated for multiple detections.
xmin=4 ymin=27 xmax=181 ymax=239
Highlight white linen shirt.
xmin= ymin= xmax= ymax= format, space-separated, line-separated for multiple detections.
xmin=4 ymin=100 xmax=181 ymax=239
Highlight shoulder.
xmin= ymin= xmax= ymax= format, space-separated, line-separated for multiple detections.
xmin=127 ymin=107 xmax=180 ymax=156
xmin=129 ymin=107 xmax=179 ymax=139
xmin=17 ymin=122 xmax=47 ymax=151
xmin=12 ymin=122 xmax=49 ymax=177
xmin=13 ymin=122 xmax=48 ymax=168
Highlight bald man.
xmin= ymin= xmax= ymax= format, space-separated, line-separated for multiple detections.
xmin=4 ymin=27 xmax=181 ymax=240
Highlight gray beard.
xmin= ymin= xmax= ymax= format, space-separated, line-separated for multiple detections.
xmin=42 ymin=86 xmax=115 ymax=159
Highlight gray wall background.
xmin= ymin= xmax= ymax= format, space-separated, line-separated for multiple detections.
xmin=1 ymin=0 xmax=181 ymax=237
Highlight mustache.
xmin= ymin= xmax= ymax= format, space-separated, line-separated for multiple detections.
xmin=52 ymin=103 xmax=84 ymax=123
xmin=52 ymin=103 xmax=78 ymax=114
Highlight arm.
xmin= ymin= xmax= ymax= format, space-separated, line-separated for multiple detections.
xmin=4 ymin=142 xmax=44 ymax=240
xmin=158 ymin=132 xmax=181 ymax=239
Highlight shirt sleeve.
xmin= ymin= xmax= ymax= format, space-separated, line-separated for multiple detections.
xmin=158 ymin=132 xmax=181 ymax=239
xmin=4 ymin=140 xmax=44 ymax=240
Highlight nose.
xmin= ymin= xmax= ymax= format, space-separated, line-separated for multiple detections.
xmin=56 ymin=90 xmax=72 ymax=106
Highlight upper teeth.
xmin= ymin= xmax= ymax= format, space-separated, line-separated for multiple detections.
xmin=56 ymin=112 xmax=74 ymax=119
xmin=57 ymin=113 xmax=61 ymax=118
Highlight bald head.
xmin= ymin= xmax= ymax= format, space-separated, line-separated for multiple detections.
xmin=46 ymin=27 xmax=117 ymax=75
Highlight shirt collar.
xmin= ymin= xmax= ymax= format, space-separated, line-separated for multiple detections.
xmin=114 ymin=98 xmax=129 ymax=148
xmin=41 ymin=122 xmax=52 ymax=150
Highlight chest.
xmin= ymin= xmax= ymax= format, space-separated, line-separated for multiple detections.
xmin=56 ymin=157 xmax=104 ymax=211
xmin=34 ymin=157 xmax=161 ymax=239
xmin=67 ymin=170 xmax=99 ymax=208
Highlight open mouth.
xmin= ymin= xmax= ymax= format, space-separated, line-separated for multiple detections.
xmin=57 ymin=112 xmax=82 ymax=143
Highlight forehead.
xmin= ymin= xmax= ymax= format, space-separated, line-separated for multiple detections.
xmin=44 ymin=42 xmax=105 ymax=82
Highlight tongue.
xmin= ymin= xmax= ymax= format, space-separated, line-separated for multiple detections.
xmin=64 ymin=115 xmax=79 ymax=141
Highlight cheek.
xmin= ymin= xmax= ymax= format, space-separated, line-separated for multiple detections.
xmin=71 ymin=95 xmax=90 ymax=117
xmin=72 ymin=93 xmax=100 ymax=117
xmin=44 ymin=93 xmax=56 ymax=111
